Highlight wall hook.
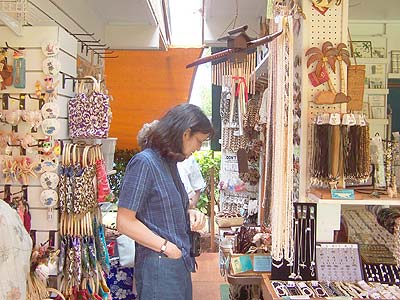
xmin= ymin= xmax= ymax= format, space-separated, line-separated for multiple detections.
xmin=5 ymin=42 xmax=23 ymax=53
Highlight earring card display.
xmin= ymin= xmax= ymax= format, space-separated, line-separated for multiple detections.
xmin=316 ymin=243 xmax=364 ymax=282
xmin=271 ymin=203 xmax=317 ymax=281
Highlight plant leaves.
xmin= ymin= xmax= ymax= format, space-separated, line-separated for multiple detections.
xmin=342 ymin=55 xmax=351 ymax=66
xmin=307 ymin=54 xmax=322 ymax=68
xmin=306 ymin=47 xmax=322 ymax=56
xmin=327 ymin=57 xmax=337 ymax=73
xmin=322 ymin=41 xmax=334 ymax=53
xmin=337 ymin=43 xmax=347 ymax=51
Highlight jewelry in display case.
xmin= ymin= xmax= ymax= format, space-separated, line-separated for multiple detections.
xmin=316 ymin=243 xmax=364 ymax=282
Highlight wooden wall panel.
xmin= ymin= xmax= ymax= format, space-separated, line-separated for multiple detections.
xmin=105 ymin=48 xmax=202 ymax=149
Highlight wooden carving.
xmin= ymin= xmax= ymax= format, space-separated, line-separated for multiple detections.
xmin=186 ymin=26 xmax=283 ymax=68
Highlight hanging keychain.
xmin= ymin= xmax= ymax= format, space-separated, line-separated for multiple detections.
xmin=13 ymin=49 xmax=26 ymax=88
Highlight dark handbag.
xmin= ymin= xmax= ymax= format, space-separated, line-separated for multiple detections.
xmin=190 ymin=231 xmax=201 ymax=257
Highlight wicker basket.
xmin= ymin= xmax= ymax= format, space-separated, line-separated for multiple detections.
xmin=216 ymin=216 xmax=244 ymax=228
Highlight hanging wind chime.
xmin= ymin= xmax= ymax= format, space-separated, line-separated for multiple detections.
xmin=187 ymin=25 xmax=282 ymax=136
xmin=187 ymin=25 xmax=282 ymax=94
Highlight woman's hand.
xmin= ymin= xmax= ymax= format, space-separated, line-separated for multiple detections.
xmin=188 ymin=209 xmax=206 ymax=231
xmin=165 ymin=242 xmax=182 ymax=259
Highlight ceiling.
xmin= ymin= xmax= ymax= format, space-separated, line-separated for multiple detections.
xmin=86 ymin=0 xmax=155 ymax=26
xmin=1 ymin=0 xmax=400 ymax=49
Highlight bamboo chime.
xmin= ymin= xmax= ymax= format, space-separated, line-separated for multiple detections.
xmin=211 ymin=52 xmax=258 ymax=95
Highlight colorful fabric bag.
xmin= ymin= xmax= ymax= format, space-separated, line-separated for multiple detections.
xmin=68 ymin=76 xmax=111 ymax=139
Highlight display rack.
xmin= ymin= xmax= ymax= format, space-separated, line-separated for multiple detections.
xmin=0 ymin=26 xmax=77 ymax=247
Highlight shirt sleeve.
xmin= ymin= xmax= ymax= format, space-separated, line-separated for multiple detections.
xmin=177 ymin=160 xmax=195 ymax=198
xmin=188 ymin=157 xmax=206 ymax=192
xmin=118 ymin=154 xmax=152 ymax=212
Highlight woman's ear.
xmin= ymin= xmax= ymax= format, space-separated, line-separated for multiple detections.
xmin=182 ymin=128 xmax=191 ymax=141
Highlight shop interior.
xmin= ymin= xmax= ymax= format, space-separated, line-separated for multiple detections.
xmin=2 ymin=0 xmax=400 ymax=299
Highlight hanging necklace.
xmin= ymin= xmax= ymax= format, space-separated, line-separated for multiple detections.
xmin=295 ymin=214 xmax=303 ymax=280
xmin=288 ymin=219 xmax=298 ymax=279
xmin=270 ymin=13 xmax=295 ymax=267
xmin=300 ymin=206 xmax=308 ymax=268
xmin=309 ymin=206 xmax=316 ymax=276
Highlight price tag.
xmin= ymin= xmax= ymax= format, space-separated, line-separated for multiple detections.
xmin=329 ymin=113 xmax=341 ymax=125
xmin=348 ymin=113 xmax=357 ymax=126
xmin=342 ymin=113 xmax=349 ymax=125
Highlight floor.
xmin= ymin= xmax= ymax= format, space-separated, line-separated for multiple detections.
xmin=192 ymin=252 xmax=227 ymax=300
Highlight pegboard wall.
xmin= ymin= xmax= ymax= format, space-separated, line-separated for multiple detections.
xmin=306 ymin=3 xmax=348 ymax=108
xmin=298 ymin=0 xmax=349 ymax=200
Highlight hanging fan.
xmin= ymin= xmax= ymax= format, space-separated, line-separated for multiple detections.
xmin=0 ymin=11 xmax=23 ymax=36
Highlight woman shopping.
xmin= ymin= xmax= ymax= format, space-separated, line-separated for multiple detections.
xmin=117 ymin=103 xmax=214 ymax=300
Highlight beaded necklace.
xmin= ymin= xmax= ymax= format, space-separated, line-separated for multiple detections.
xmin=270 ymin=14 xmax=295 ymax=267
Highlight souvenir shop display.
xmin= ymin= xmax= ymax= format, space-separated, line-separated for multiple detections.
xmin=68 ymin=76 xmax=112 ymax=139
xmin=0 ymin=25 xmax=117 ymax=300
xmin=270 ymin=279 xmax=400 ymax=299
xmin=0 ymin=48 xmax=13 ymax=90
xmin=223 ymin=225 xmax=272 ymax=277
xmin=310 ymin=114 xmax=371 ymax=187
xmin=27 ymin=245 xmax=65 ymax=300
xmin=342 ymin=207 xmax=396 ymax=252
xmin=58 ymin=143 xmax=111 ymax=298
xmin=271 ymin=203 xmax=316 ymax=281
xmin=218 ymin=74 xmax=262 ymax=224
xmin=12 ymin=49 xmax=25 ymax=88
xmin=347 ymin=207 xmax=400 ymax=284
xmin=266 ymin=14 xmax=296 ymax=272
xmin=316 ymin=243 xmax=364 ymax=282
xmin=306 ymin=41 xmax=351 ymax=104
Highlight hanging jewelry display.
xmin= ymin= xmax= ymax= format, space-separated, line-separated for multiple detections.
xmin=219 ymin=78 xmax=259 ymax=222
xmin=343 ymin=124 xmax=371 ymax=183
xmin=272 ymin=203 xmax=316 ymax=281
xmin=268 ymin=13 xmax=295 ymax=270
xmin=310 ymin=115 xmax=371 ymax=187
xmin=370 ymin=134 xmax=386 ymax=188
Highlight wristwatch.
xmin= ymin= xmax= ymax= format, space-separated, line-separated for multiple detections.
xmin=160 ymin=239 xmax=168 ymax=254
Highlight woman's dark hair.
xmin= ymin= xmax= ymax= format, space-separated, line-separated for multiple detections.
xmin=141 ymin=103 xmax=213 ymax=161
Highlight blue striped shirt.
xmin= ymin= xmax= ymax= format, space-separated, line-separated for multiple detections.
xmin=118 ymin=148 xmax=195 ymax=272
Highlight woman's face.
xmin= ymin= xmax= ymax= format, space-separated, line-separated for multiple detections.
xmin=182 ymin=129 xmax=209 ymax=158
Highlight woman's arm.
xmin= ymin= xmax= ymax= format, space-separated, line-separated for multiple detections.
xmin=117 ymin=207 xmax=182 ymax=259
